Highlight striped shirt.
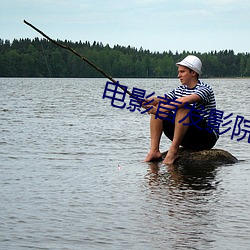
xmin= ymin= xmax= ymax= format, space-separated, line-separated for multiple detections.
xmin=166 ymin=80 xmax=218 ymax=137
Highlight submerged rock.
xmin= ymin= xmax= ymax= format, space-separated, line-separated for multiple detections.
xmin=161 ymin=148 xmax=238 ymax=166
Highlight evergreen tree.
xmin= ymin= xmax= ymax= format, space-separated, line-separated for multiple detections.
xmin=0 ymin=38 xmax=249 ymax=78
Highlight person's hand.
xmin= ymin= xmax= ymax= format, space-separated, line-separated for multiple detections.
xmin=142 ymin=97 xmax=156 ymax=108
xmin=144 ymin=104 xmax=158 ymax=115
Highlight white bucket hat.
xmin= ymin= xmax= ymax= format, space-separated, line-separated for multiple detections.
xmin=176 ymin=55 xmax=202 ymax=75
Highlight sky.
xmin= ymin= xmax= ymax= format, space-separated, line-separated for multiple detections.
xmin=1 ymin=0 xmax=250 ymax=53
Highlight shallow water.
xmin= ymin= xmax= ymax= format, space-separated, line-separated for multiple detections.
xmin=0 ymin=78 xmax=250 ymax=249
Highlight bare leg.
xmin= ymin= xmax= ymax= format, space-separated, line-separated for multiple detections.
xmin=144 ymin=115 xmax=163 ymax=162
xmin=163 ymin=108 xmax=190 ymax=164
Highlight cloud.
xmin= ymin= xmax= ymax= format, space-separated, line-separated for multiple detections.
xmin=79 ymin=3 xmax=89 ymax=10
xmin=133 ymin=0 xmax=167 ymax=5
xmin=1 ymin=0 xmax=250 ymax=53
xmin=199 ymin=0 xmax=250 ymax=10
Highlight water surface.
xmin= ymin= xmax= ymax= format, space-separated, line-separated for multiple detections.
xmin=1 ymin=78 xmax=250 ymax=249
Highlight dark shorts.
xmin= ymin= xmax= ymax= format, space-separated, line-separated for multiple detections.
xmin=163 ymin=115 xmax=218 ymax=150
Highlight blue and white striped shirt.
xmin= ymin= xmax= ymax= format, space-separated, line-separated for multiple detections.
xmin=166 ymin=80 xmax=217 ymax=123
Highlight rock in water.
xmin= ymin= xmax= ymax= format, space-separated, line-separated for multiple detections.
xmin=162 ymin=148 xmax=238 ymax=166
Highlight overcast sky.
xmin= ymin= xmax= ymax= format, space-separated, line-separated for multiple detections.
xmin=1 ymin=0 xmax=249 ymax=53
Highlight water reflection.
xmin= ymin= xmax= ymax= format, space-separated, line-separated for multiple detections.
xmin=144 ymin=162 xmax=220 ymax=249
xmin=147 ymin=162 xmax=219 ymax=191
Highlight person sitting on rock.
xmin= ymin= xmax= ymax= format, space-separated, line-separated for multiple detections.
xmin=143 ymin=55 xmax=219 ymax=164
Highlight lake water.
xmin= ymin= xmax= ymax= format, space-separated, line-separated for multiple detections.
xmin=1 ymin=78 xmax=250 ymax=250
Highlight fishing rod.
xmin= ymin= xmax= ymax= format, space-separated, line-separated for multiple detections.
xmin=23 ymin=20 xmax=133 ymax=97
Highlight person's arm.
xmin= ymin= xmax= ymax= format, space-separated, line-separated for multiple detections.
xmin=145 ymin=93 xmax=202 ymax=116
xmin=142 ymin=96 xmax=160 ymax=107
xmin=175 ymin=94 xmax=202 ymax=109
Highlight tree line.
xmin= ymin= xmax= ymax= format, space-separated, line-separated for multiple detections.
xmin=0 ymin=38 xmax=250 ymax=78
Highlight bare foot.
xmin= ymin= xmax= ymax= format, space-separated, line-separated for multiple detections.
xmin=163 ymin=149 xmax=179 ymax=165
xmin=144 ymin=151 xmax=162 ymax=162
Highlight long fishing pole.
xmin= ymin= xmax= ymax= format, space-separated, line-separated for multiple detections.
xmin=23 ymin=20 xmax=133 ymax=96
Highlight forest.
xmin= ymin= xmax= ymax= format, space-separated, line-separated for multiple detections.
xmin=0 ymin=38 xmax=250 ymax=78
